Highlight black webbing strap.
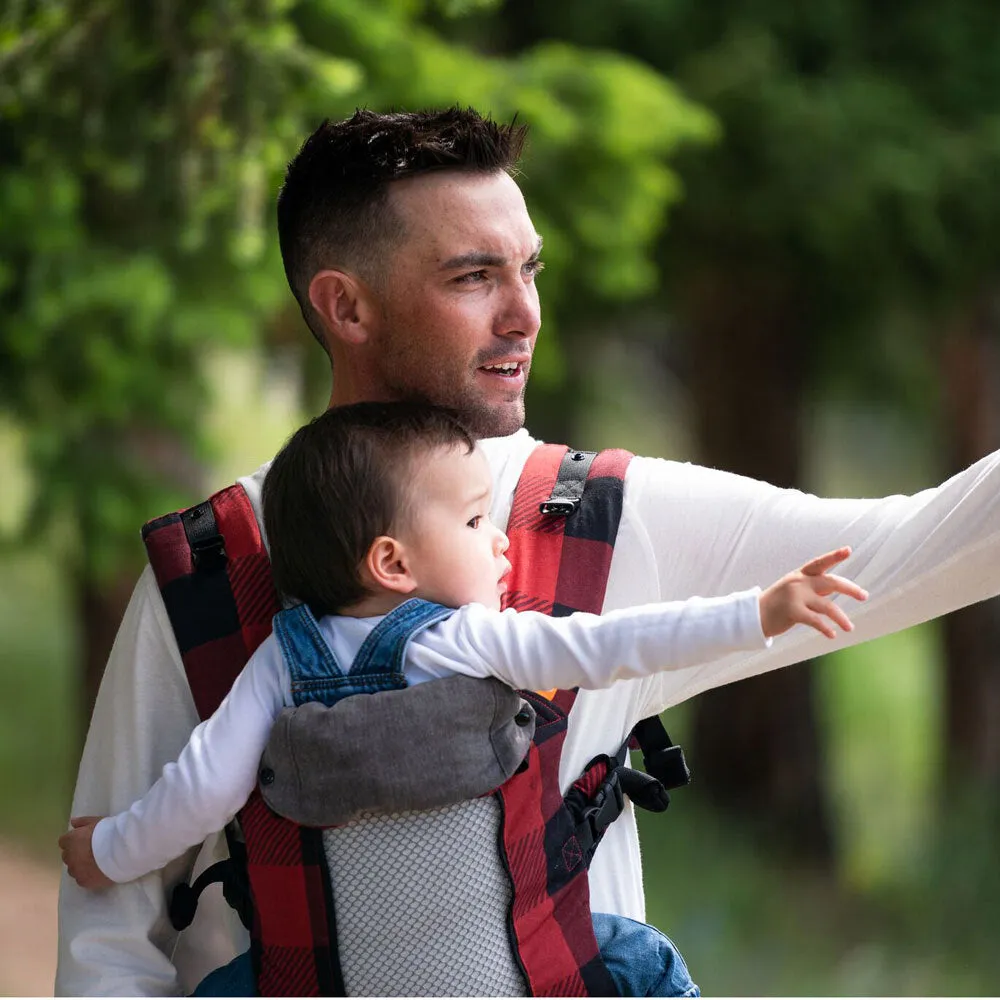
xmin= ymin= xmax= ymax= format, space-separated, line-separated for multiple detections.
xmin=168 ymin=827 xmax=253 ymax=932
xmin=180 ymin=500 xmax=227 ymax=573
xmin=632 ymin=716 xmax=691 ymax=791
xmin=539 ymin=449 xmax=597 ymax=516
xmin=570 ymin=742 xmax=675 ymax=867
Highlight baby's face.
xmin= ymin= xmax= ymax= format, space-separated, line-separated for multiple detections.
xmin=398 ymin=444 xmax=511 ymax=611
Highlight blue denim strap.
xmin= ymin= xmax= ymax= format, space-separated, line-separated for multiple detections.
xmin=273 ymin=603 xmax=351 ymax=707
xmin=273 ymin=598 xmax=455 ymax=708
xmin=349 ymin=598 xmax=455 ymax=681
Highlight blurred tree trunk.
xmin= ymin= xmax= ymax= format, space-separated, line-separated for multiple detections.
xmin=683 ymin=266 xmax=834 ymax=863
xmin=941 ymin=293 xmax=1000 ymax=790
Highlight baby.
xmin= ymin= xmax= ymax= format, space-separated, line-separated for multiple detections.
xmin=61 ymin=401 xmax=866 ymax=997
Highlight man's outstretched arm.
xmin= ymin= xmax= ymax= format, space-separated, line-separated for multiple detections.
xmin=56 ymin=566 xmax=245 ymax=996
xmin=621 ymin=448 xmax=1000 ymax=717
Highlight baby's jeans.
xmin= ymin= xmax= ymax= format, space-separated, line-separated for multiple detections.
xmin=593 ymin=911 xmax=700 ymax=997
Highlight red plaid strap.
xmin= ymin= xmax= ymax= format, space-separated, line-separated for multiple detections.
xmin=143 ymin=485 xmax=279 ymax=718
xmin=498 ymin=444 xmax=633 ymax=997
xmin=143 ymin=485 xmax=338 ymax=996
xmin=497 ymin=693 xmax=617 ymax=996
xmin=504 ymin=444 xmax=633 ymax=618
xmin=240 ymin=795 xmax=341 ymax=996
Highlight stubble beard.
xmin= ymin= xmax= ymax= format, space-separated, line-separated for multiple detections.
xmin=382 ymin=356 xmax=527 ymax=438
xmin=454 ymin=389 xmax=526 ymax=439
xmin=374 ymin=314 xmax=530 ymax=438
xmin=385 ymin=371 xmax=527 ymax=439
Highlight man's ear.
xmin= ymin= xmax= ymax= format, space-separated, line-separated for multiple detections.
xmin=308 ymin=269 xmax=377 ymax=348
xmin=363 ymin=535 xmax=418 ymax=596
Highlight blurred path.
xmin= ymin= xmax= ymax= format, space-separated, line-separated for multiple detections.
xmin=0 ymin=843 xmax=58 ymax=997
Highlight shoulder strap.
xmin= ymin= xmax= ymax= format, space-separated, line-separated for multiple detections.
xmin=144 ymin=486 xmax=341 ymax=993
xmin=348 ymin=598 xmax=455 ymax=679
xmin=142 ymin=484 xmax=280 ymax=719
xmin=274 ymin=597 xmax=455 ymax=707
xmin=504 ymin=443 xmax=690 ymax=794
xmin=504 ymin=443 xmax=631 ymax=619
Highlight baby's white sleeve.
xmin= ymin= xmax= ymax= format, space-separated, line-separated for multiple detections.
xmin=91 ymin=638 xmax=289 ymax=884
xmin=420 ymin=592 xmax=768 ymax=692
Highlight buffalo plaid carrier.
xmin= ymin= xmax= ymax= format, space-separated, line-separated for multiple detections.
xmin=142 ymin=442 xmax=690 ymax=996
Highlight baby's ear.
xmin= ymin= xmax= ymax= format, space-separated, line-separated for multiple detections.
xmin=364 ymin=535 xmax=418 ymax=595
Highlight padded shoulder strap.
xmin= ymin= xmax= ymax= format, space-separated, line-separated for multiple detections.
xmin=504 ymin=442 xmax=690 ymax=794
xmin=142 ymin=483 xmax=280 ymax=720
xmin=503 ymin=444 xmax=633 ymax=620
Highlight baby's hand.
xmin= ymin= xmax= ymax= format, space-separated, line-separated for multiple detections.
xmin=759 ymin=546 xmax=868 ymax=639
xmin=59 ymin=816 xmax=114 ymax=890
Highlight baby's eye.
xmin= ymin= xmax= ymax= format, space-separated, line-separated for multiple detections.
xmin=466 ymin=515 xmax=482 ymax=529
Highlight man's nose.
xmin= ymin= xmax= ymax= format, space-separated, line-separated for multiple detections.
xmin=497 ymin=277 xmax=541 ymax=339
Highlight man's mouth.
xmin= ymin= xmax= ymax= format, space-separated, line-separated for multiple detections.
xmin=479 ymin=361 xmax=524 ymax=378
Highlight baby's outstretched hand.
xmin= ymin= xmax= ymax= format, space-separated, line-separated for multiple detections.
xmin=759 ymin=546 xmax=868 ymax=639
xmin=59 ymin=816 xmax=113 ymax=890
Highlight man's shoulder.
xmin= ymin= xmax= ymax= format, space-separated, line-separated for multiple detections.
xmin=479 ymin=429 xmax=540 ymax=527
xmin=236 ymin=460 xmax=272 ymax=535
xmin=478 ymin=428 xmax=540 ymax=466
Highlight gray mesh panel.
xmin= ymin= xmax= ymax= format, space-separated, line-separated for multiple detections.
xmin=322 ymin=797 xmax=526 ymax=997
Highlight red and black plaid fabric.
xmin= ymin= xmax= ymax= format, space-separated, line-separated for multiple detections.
xmin=498 ymin=443 xmax=633 ymax=996
xmin=143 ymin=443 xmax=633 ymax=997
xmin=144 ymin=485 xmax=339 ymax=997
xmin=143 ymin=485 xmax=279 ymax=718
xmin=504 ymin=444 xmax=632 ymax=619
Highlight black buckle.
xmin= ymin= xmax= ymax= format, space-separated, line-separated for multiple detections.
xmin=191 ymin=534 xmax=227 ymax=572
xmin=539 ymin=498 xmax=579 ymax=516
xmin=583 ymin=769 xmax=625 ymax=839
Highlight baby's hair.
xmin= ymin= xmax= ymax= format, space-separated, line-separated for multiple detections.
xmin=263 ymin=401 xmax=475 ymax=617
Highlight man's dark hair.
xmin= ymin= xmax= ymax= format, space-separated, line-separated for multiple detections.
xmin=277 ymin=107 xmax=529 ymax=350
xmin=263 ymin=401 xmax=475 ymax=616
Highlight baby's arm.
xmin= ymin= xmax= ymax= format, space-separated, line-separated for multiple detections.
xmin=428 ymin=548 xmax=866 ymax=693
xmin=59 ymin=637 xmax=288 ymax=887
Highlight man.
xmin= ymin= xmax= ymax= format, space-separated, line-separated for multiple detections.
xmin=57 ymin=107 xmax=1000 ymax=996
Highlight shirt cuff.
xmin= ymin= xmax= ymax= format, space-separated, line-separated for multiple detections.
xmin=741 ymin=586 xmax=773 ymax=649
xmin=90 ymin=815 xmax=126 ymax=884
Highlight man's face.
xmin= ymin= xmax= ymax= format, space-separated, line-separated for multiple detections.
xmin=366 ymin=170 xmax=542 ymax=439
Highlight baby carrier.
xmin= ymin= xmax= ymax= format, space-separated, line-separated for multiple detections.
xmin=142 ymin=443 xmax=690 ymax=996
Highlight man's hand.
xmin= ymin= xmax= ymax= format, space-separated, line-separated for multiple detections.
xmin=759 ymin=546 xmax=868 ymax=639
xmin=59 ymin=816 xmax=114 ymax=890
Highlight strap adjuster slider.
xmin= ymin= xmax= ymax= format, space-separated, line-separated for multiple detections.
xmin=191 ymin=533 xmax=227 ymax=571
xmin=539 ymin=498 xmax=579 ymax=516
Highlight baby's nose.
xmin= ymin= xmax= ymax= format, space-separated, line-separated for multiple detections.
xmin=495 ymin=530 xmax=510 ymax=555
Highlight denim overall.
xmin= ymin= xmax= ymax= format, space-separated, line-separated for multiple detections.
xmin=193 ymin=597 xmax=698 ymax=998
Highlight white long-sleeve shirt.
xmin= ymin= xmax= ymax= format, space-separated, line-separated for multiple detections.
xmin=57 ymin=428 xmax=1000 ymax=996
xmin=92 ymin=591 xmax=766 ymax=885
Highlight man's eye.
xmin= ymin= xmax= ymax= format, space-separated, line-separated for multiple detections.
xmin=467 ymin=515 xmax=482 ymax=528
xmin=524 ymin=259 xmax=545 ymax=278
xmin=456 ymin=270 xmax=488 ymax=285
